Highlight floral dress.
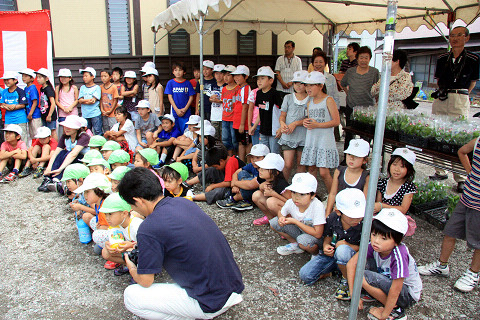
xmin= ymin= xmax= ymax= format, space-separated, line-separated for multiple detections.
xmin=371 ymin=69 xmax=413 ymax=111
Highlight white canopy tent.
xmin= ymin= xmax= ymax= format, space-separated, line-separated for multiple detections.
xmin=151 ymin=1 xmax=478 ymax=319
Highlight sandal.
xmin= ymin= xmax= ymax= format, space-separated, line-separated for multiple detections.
xmin=253 ymin=216 xmax=269 ymax=225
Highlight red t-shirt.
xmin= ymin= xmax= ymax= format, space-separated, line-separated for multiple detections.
xmin=221 ymin=85 xmax=238 ymax=122
xmin=32 ymin=138 xmax=58 ymax=150
xmin=224 ymin=156 xmax=242 ymax=182
xmin=232 ymin=84 xmax=250 ymax=130
xmin=189 ymin=79 xmax=197 ymax=90
xmin=1 ymin=140 xmax=27 ymax=152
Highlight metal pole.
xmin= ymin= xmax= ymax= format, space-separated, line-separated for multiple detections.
xmin=333 ymin=32 xmax=340 ymax=73
xmin=199 ymin=13 xmax=206 ymax=192
xmin=347 ymin=1 xmax=397 ymax=319
xmin=153 ymin=30 xmax=157 ymax=65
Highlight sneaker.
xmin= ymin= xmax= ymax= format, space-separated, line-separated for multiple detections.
xmin=1 ymin=172 xmax=17 ymax=183
xmin=114 ymin=265 xmax=130 ymax=276
xmin=19 ymin=166 xmax=33 ymax=178
xmin=418 ymin=260 xmax=450 ymax=277
xmin=47 ymin=179 xmax=64 ymax=194
xmin=104 ymin=260 xmax=120 ymax=270
xmin=361 ymin=293 xmax=376 ymax=303
xmin=253 ymin=216 xmax=269 ymax=226
xmin=152 ymin=160 xmax=164 ymax=169
xmin=429 ymin=173 xmax=448 ymax=181
xmin=232 ymin=200 xmax=254 ymax=211
xmin=276 ymin=243 xmax=304 ymax=255
xmin=335 ymin=279 xmax=351 ymax=301
xmin=216 ymin=196 xmax=237 ymax=209
xmin=33 ymin=166 xmax=45 ymax=179
xmin=454 ymin=269 xmax=479 ymax=293
xmin=38 ymin=177 xmax=52 ymax=192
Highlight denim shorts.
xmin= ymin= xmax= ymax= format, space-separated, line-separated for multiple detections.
xmin=42 ymin=118 xmax=57 ymax=130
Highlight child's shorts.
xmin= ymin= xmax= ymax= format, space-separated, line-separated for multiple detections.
xmin=237 ymin=170 xmax=257 ymax=201
xmin=42 ymin=119 xmax=57 ymax=130
xmin=156 ymin=138 xmax=175 ymax=158
xmin=6 ymin=158 xmax=26 ymax=171
xmin=281 ymin=144 xmax=304 ymax=151
xmin=269 ymin=217 xmax=322 ymax=248
xmin=363 ymin=270 xmax=416 ymax=308
xmin=443 ymin=201 xmax=480 ymax=249
xmin=205 ymin=187 xmax=231 ymax=205
xmin=234 ymin=128 xmax=251 ymax=146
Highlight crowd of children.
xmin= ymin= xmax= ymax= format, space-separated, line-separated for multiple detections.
xmin=1 ymin=57 xmax=479 ymax=320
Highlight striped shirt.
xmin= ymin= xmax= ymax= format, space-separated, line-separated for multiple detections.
xmin=340 ymin=66 xmax=380 ymax=107
xmin=461 ymin=137 xmax=480 ymax=210
xmin=275 ymin=55 xmax=302 ymax=94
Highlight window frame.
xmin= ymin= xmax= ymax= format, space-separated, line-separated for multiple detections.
xmin=237 ymin=30 xmax=257 ymax=55
xmin=0 ymin=0 xmax=17 ymax=11
xmin=105 ymin=0 xmax=132 ymax=56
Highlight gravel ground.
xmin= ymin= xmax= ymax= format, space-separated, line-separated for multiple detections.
xmin=1 ymin=103 xmax=480 ymax=320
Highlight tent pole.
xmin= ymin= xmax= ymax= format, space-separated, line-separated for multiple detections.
xmin=153 ymin=30 xmax=157 ymax=65
xmin=199 ymin=12 xmax=206 ymax=192
xmin=333 ymin=32 xmax=340 ymax=73
xmin=347 ymin=1 xmax=397 ymax=319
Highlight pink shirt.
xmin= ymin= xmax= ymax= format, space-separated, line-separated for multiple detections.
xmin=58 ymin=85 xmax=78 ymax=118
xmin=1 ymin=140 xmax=27 ymax=152
xmin=149 ymin=168 xmax=165 ymax=189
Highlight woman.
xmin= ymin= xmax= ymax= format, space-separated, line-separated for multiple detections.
xmin=312 ymin=51 xmax=340 ymax=107
xmin=38 ymin=115 xmax=91 ymax=192
xmin=371 ymin=49 xmax=413 ymax=111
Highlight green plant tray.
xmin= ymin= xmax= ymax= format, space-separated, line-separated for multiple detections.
xmin=422 ymin=206 xmax=448 ymax=230
xmin=409 ymin=199 xmax=448 ymax=215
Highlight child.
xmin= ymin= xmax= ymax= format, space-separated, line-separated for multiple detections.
xmin=231 ymin=65 xmax=251 ymax=162
xmin=189 ymin=64 xmax=200 ymax=89
xmin=278 ymin=70 xmax=309 ymax=180
xmin=134 ymin=148 xmax=165 ymax=188
xmin=19 ymin=68 xmax=41 ymax=143
xmin=0 ymin=71 xmax=28 ymax=142
xmin=121 ymin=71 xmax=139 ymax=123
xmin=418 ymin=136 xmax=480 ymax=293
xmin=171 ymin=114 xmax=200 ymax=161
xmin=108 ymin=149 xmax=131 ymax=170
xmin=374 ymin=148 xmax=416 ymax=215
xmin=104 ymin=105 xmax=138 ymax=152
xmin=164 ymin=62 xmax=196 ymax=132
xmin=0 ymin=124 xmax=27 ymax=182
xmin=100 ymin=140 xmax=121 ymax=161
xmin=134 ymin=100 xmax=161 ymax=151
xmin=143 ymin=67 xmax=163 ymax=116
xmin=108 ymin=165 xmax=131 ymax=192
xmin=19 ymin=126 xmax=57 ymax=179
xmin=183 ymin=124 xmax=224 ymax=174
xmin=252 ymin=66 xmax=284 ymax=154
xmin=112 ymin=67 xmax=124 ymax=105
xmin=87 ymin=135 xmax=107 ymax=151
xmin=347 ymin=209 xmax=422 ymax=320
xmin=209 ymin=63 xmax=225 ymax=139
xmin=188 ymin=146 xmax=245 ymax=204
xmin=247 ymin=87 xmax=261 ymax=145
xmin=325 ymin=138 xmax=370 ymax=216
xmin=101 ymin=192 xmax=143 ymax=275
xmin=80 ymin=149 xmax=103 ymax=166
xmin=299 ymin=188 xmax=365 ymax=298
xmin=300 ymin=71 xmax=340 ymax=193
xmin=35 ymin=68 xmax=58 ymax=142
xmin=55 ymin=68 xmax=79 ymax=138
xmin=221 ymin=65 xmax=238 ymax=156
xmin=62 ymin=163 xmax=94 ymax=215
xmin=139 ymin=61 xmax=155 ymax=102
xmin=78 ymin=67 xmax=102 ymax=135
xmin=162 ymin=162 xmax=193 ymax=199
xmin=251 ymin=153 xmax=290 ymax=225
xmin=195 ymin=60 xmax=217 ymax=120
xmin=216 ymin=144 xmax=269 ymax=211
xmin=87 ymin=157 xmax=111 ymax=175
xmin=150 ymin=113 xmax=181 ymax=167
xmin=100 ymin=69 xmax=120 ymax=133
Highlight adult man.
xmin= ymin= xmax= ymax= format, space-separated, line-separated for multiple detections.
xmin=118 ymin=167 xmax=244 ymax=319
xmin=429 ymin=24 xmax=479 ymax=192
xmin=275 ymin=40 xmax=302 ymax=94
xmin=339 ymin=42 xmax=360 ymax=74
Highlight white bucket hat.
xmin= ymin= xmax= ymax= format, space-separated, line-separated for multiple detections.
xmin=195 ymin=120 xmax=212 ymax=128
xmin=140 ymin=62 xmax=155 ymax=73
xmin=203 ymin=60 xmax=215 ymax=69
xmin=58 ymin=68 xmax=72 ymax=77
xmin=286 ymin=172 xmax=318 ymax=194
xmin=136 ymin=100 xmax=150 ymax=109
xmin=344 ymin=139 xmax=370 ymax=157
xmin=303 ymin=71 xmax=326 ymax=84
xmin=213 ymin=64 xmax=225 ymax=72
xmin=79 ymin=67 xmax=96 ymax=78
xmin=336 ymin=188 xmax=366 ymax=218
xmin=19 ymin=68 xmax=36 ymax=78
xmin=255 ymin=153 xmax=285 ymax=171
xmin=143 ymin=67 xmax=158 ymax=76
xmin=254 ymin=66 xmax=275 ymax=78
xmin=196 ymin=125 xmax=216 ymax=137
xmin=124 ymin=71 xmax=137 ymax=78
xmin=59 ymin=115 xmax=82 ymax=129
xmin=1 ymin=71 xmax=18 ymax=80
xmin=392 ymin=148 xmax=416 ymax=165
xmin=224 ymin=65 xmax=236 ymax=73
xmin=1 ymin=124 xmax=23 ymax=136
xmin=374 ymin=208 xmax=408 ymax=235
xmin=291 ymin=70 xmax=309 ymax=83
xmin=248 ymin=144 xmax=270 ymax=157
xmin=34 ymin=126 xmax=52 ymax=139
xmin=160 ymin=113 xmax=175 ymax=124
xmin=185 ymin=115 xmax=201 ymax=125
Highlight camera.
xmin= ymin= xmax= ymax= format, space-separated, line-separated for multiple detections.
xmin=431 ymin=88 xmax=448 ymax=101
xmin=124 ymin=247 xmax=139 ymax=266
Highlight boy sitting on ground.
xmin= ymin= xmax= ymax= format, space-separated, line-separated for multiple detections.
xmin=19 ymin=126 xmax=57 ymax=178
xmin=150 ymin=113 xmax=181 ymax=167
xmin=0 ymin=124 xmax=28 ymax=182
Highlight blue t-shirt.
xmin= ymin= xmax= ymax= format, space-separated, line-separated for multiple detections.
xmin=78 ymin=84 xmax=101 ymax=118
xmin=195 ymin=78 xmax=219 ymax=115
xmin=0 ymin=87 xmax=28 ymax=124
xmin=165 ymin=79 xmax=195 ymax=116
xmin=242 ymin=163 xmax=259 ymax=177
xmin=158 ymin=126 xmax=181 ymax=140
xmin=24 ymin=84 xmax=41 ymax=119
xmin=136 ymin=197 xmax=244 ymax=313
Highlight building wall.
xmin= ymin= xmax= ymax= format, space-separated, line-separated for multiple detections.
xmin=17 ymin=0 xmax=41 ymax=11
xmin=277 ymin=31 xmax=324 ymax=56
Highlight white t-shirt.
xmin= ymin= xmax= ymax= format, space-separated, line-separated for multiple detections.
xmin=210 ymin=87 xmax=223 ymax=122
xmin=280 ymin=198 xmax=326 ymax=227
xmin=111 ymin=119 xmax=138 ymax=151
xmin=108 ymin=216 xmax=143 ymax=242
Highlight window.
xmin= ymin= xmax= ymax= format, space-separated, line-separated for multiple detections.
xmin=0 ymin=0 xmax=17 ymax=11
xmin=168 ymin=0 xmax=182 ymax=5
xmin=238 ymin=31 xmax=256 ymax=55
xmin=106 ymin=0 xmax=131 ymax=55
xmin=168 ymin=29 xmax=190 ymax=55
xmin=410 ymin=55 xmax=437 ymax=88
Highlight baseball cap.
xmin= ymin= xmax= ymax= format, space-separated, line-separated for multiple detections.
xmin=61 ymin=163 xmax=90 ymax=181
xmin=374 ymin=208 xmax=408 ymax=235
xmin=303 ymin=71 xmax=326 ymax=84
xmin=344 ymin=139 xmax=370 ymax=157
xmin=196 ymin=125 xmax=216 ymax=137
xmin=143 ymin=67 xmax=158 ymax=76
xmin=286 ymin=172 xmax=317 ymax=194
xmin=87 ymin=158 xmax=111 ymax=170
xmin=254 ymin=66 xmax=275 ymax=78
xmin=19 ymin=68 xmax=36 ymax=78
xmin=336 ymin=188 xmax=366 ymax=219
xmin=1 ymin=71 xmax=18 ymax=80
xmin=80 ymin=149 xmax=103 ymax=164
xmin=59 ymin=115 xmax=82 ymax=129
xmin=255 ymin=153 xmax=285 ymax=171
xmin=248 ymin=144 xmax=270 ymax=157
xmin=231 ymin=65 xmax=250 ymax=76
xmin=88 ymin=135 xmax=107 ymax=148
xmin=57 ymin=68 xmax=72 ymax=77
xmin=140 ymin=61 xmax=156 ymax=73
xmin=73 ymin=172 xmax=112 ymax=194
xmin=100 ymin=193 xmax=131 ymax=214
xmin=138 ymin=148 xmax=159 ymax=166
xmin=160 ymin=113 xmax=175 ymax=124
xmin=291 ymin=70 xmax=309 ymax=83
xmin=195 ymin=119 xmax=212 ymax=128
xmin=108 ymin=149 xmax=131 ymax=164
xmin=101 ymin=141 xmax=121 ymax=151
xmin=34 ymin=126 xmax=51 ymax=139
xmin=185 ymin=115 xmax=201 ymax=125
xmin=1 ymin=124 xmax=22 ymax=136
xmin=108 ymin=166 xmax=131 ymax=181
xmin=213 ymin=64 xmax=225 ymax=72
xmin=166 ymin=162 xmax=189 ymax=181
xmin=203 ymin=60 xmax=215 ymax=69
xmin=392 ymin=148 xmax=416 ymax=165
xmin=224 ymin=65 xmax=236 ymax=73
xmin=124 ymin=71 xmax=136 ymax=78
xmin=136 ymin=100 xmax=150 ymax=109
xmin=79 ymin=67 xmax=96 ymax=78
